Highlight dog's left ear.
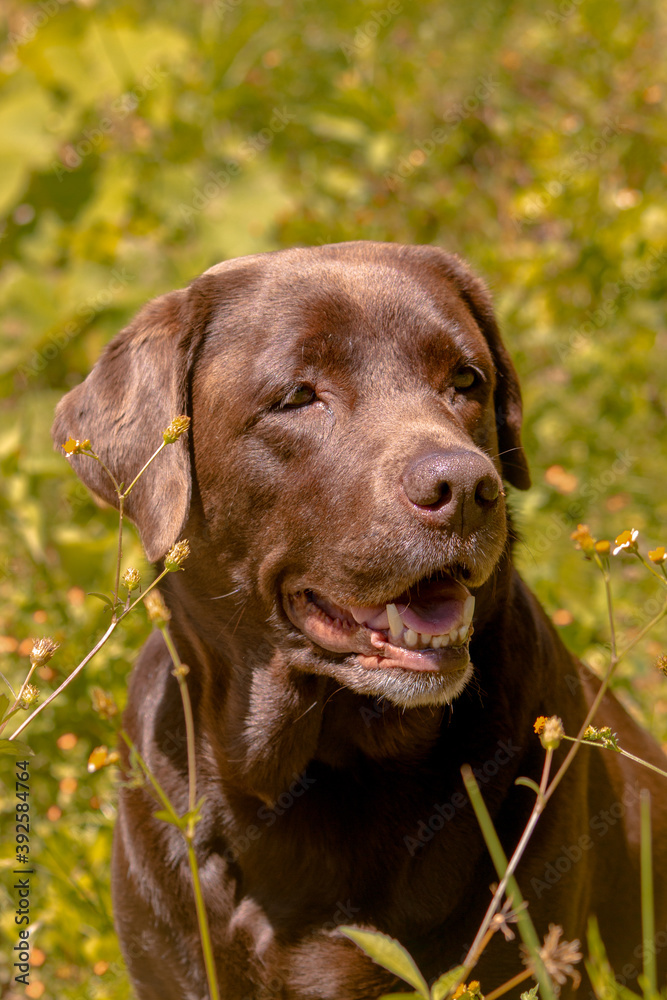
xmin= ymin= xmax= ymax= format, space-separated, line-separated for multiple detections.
xmin=423 ymin=249 xmax=531 ymax=491
xmin=52 ymin=289 xmax=201 ymax=562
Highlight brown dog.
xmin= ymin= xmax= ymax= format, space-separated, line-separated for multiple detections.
xmin=53 ymin=243 xmax=667 ymax=999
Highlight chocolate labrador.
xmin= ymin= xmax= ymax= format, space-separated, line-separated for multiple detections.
xmin=53 ymin=243 xmax=667 ymax=999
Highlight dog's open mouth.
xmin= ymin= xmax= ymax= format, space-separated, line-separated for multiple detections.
xmin=285 ymin=574 xmax=474 ymax=674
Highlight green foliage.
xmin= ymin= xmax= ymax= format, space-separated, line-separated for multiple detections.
xmin=1 ymin=0 xmax=667 ymax=995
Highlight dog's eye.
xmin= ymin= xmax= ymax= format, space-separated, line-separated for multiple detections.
xmin=280 ymin=384 xmax=317 ymax=409
xmin=452 ymin=366 xmax=480 ymax=391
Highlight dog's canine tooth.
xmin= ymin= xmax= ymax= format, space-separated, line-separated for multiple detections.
xmin=386 ymin=603 xmax=403 ymax=640
xmin=462 ymin=595 xmax=475 ymax=627
xmin=457 ymin=625 xmax=469 ymax=642
xmin=404 ymin=629 xmax=418 ymax=647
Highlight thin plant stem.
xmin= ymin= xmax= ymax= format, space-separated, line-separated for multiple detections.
xmin=562 ymin=736 xmax=667 ymax=781
xmin=156 ymin=622 xmax=219 ymax=1000
xmin=459 ymin=752 xmax=556 ymax=999
xmin=9 ymin=620 xmax=117 ymax=740
xmin=8 ymin=571 xmax=170 ymax=741
xmin=640 ymin=789 xmax=657 ymax=996
xmin=484 ymin=968 xmax=532 ymax=1000
xmin=120 ymin=441 xmax=167 ymax=499
xmin=160 ymin=626 xmax=197 ymax=835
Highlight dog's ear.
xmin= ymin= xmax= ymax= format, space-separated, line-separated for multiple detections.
xmin=52 ymin=289 xmax=199 ymax=561
xmin=422 ymin=249 xmax=531 ymax=491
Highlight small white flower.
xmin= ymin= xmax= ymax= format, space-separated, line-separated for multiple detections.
xmin=612 ymin=528 xmax=638 ymax=556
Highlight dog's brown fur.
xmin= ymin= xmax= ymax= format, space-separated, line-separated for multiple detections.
xmin=53 ymin=243 xmax=667 ymax=999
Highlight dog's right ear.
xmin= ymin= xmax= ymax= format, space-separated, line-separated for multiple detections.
xmin=52 ymin=289 xmax=200 ymax=563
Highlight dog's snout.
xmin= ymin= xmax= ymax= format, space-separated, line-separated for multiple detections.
xmin=401 ymin=451 xmax=502 ymax=529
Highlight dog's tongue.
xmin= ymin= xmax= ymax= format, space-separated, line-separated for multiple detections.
xmin=348 ymin=578 xmax=470 ymax=635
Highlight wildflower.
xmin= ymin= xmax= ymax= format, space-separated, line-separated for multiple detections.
xmin=19 ymin=683 xmax=39 ymax=709
xmin=521 ymin=923 xmax=582 ymax=990
xmin=648 ymin=546 xmax=666 ymax=564
xmin=144 ymin=589 xmax=171 ymax=625
xmin=594 ymin=540 xmax=610 ymax=555
xmin=30 ymin=636 xmax=60 ymax=668
xmin=533 ymin=716 xmax=547 ymax=734
xmin=163 ymin=415 xmax=191 ymax=445
xmin=122 ymin=567 xmax=141 ymax=592
xmin=453 ymin=983 xmax=482 ymax=1000
xmin=539 ymin=716 xmax=564 ymax=750
xmin=87 ymin=745 xmax=120 ymax=773
xmin=62 ymin=437 xmax=91 ymax=455
xmin=657 ymin=655 xmax=667 ymax=676
xmin=165 ymin=540 xmax=190 ymax=572
xmin=613 ymin=528 xmax=638 ymax=555
xmin=91 ymin=686 xmax=118 ymax=720
xmin=570 ymin=524 xmax=595 ymax=553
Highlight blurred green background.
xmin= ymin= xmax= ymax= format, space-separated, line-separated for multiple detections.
xmin=1 ymin=0 xmax=666 ymax=995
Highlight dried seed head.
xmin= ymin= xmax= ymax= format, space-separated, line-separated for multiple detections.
xmin=172 ymin=663 xmax=190 ymax=679
xmin=19 ymin=683 xmax=40 ymax=708
xmin=165 ymin=540 xmax=190 ymax=572
xmin=163 ymin=415 xmax=191 ymax=445
xmin=122 ymin=567 xmax=141 ymax=592
xmin=521 ymin=923 xmax=582 ymax=990
xmin=30 ymin=636 xmax=60 ymax=668
xmin=144 ymin=589 xmax=171 ymax=625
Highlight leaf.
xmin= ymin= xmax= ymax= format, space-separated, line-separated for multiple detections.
xmin=431 ymin=967 xmax=467 ymax=1000
xmin=87 ymin=592 xmax=117 ymax=610
xmin=153 ymin=809 xmax=182 ymax=827
xmin=585 ymin=916 xmax=641 ymax=999
xmin=339 ymin=927 xmax=430 ymax=997
xmin=515 ymin=776 xmax=542 ymax=795
xmin=0 ymin=738 xmax=34 ymax=757
xmin=521 ymin=987 xmax=540 ymax=1000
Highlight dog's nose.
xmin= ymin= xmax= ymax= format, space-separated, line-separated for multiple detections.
xmin=401 ymin=451 xmax=502 ymax=530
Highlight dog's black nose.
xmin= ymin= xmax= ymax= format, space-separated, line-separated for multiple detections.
xmin=401 ymin=450 xmax=503 ymax=530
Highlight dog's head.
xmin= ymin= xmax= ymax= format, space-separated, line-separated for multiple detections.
xmin=53 ymin=242 xmax=530 ymax=709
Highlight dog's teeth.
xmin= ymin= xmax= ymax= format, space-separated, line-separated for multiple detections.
xmin=462 ymin=595 xmax=475 ymax=627
xmin=420 ymin=633 xmax=432 ymax=645
xmin=458 ymin=625 xmax=469 ymax=642
xmin=448 ymin=628 xmax=459 ymax=643
xmin=439 ymin=633 xmax=450 ymax=647
xmin=405 ymin=629 xmax=418 ymax=647
xmin=431 ymin=635 xmax=441 ymax=648
xmin=386 ymin=603 xmax=403 ymax=640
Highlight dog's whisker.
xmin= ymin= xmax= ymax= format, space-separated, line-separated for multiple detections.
xmin=210 ymin=588 xmax=243 ymax=600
